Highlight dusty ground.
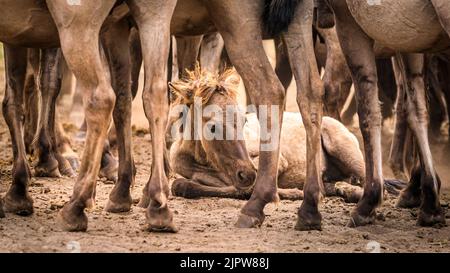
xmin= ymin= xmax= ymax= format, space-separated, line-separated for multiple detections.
xmin=1 ymin=44 xmax=450 ymax=253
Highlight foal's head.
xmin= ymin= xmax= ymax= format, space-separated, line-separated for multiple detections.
xmin=169 ymin=66 xmax=256 ymax=190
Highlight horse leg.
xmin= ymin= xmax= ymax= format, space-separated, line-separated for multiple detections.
xmin=129 ymin=27 xmax=142 ymax=100
xmin=46 ymin=0 xmax=117 ymax=231
xmin=394 ymin=53 xmax=445 ymax=227
xmin=283 ymin=0 xmax=324 ymax=230
xmin=23 ymin=49 xmax=40 ymax=154
xmin=175 ymin=35 xmax=203 ymax=77
xmin=320 ymin=28 xmax=350 ymax=121
xmin=333 ymin=2 xmax=384 ymax=227
xmin=340 ymin=87 xmax=357 ymax=125
xmin=315 ymin=0 xmax=335 ymax=29
xmin=34 ymin=48 xmax=77 ymax=178
xmin=2 ymin=45 xmax=33 ymax=215
xmin=102 ymin=17 xmax=135 ymax=213
xmin=205 ymin=0 xmax=285 ymax=228
xmin=200 ymin=33 xmax=225 ymax=73
xmin=389 ymin=57 xmax=409 ymax=181
xmin=128 ymin=0 xmax=177 ymax=232
xmin=55 ymin=116 xmax=79 ymax=171
xmin=274 ymin=36 xmax=293 ymax=91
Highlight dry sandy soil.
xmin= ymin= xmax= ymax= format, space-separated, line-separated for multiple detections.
xmin=1 ymin=44 xmax=450 ymax=253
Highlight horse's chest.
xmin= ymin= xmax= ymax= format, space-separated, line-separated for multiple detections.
xmin=346 ymin=0 xmax=447 ymax=52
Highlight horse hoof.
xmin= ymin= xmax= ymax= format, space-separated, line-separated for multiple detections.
xmin=34 ymin=159 xmax=61 ymax=178
xmin=348 ymin=209 xmax=376 ymax=228
xmin=65 ymin=155 xmax=80 ymax=172
xmin=296 ymin=205 xmax=322 ymax=231
xmin=57 ymin=157 xmax=77 ymax=178
xmin=105 ymin=196 xmax=132 ymax=213
xmin=58 ymin=205 xmax=88 ymax=232
xmin=396 ymin=190 xmax=421 ymax=209
xmin=145 ymin=204 xmax=178 ymax=233
xmin=99 ymin=156 xmax=118 ymax=183
xmin=417 ymin=209 xmax=446 ymax=228
xmin=235 ymin=213 xmax=263 ymax=228
xmin=3 ymin=192 xmax=34 ymax=216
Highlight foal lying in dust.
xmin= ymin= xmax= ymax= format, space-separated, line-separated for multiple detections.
xmin=168 ymin=67 xmax=405 ymax=202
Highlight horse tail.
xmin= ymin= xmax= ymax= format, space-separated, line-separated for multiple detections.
xmin=262 ymin=0 xmax=301 ymax=36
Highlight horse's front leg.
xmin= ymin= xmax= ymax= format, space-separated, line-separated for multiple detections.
xmin=283 ymin=0 xmax=324 ymax=230
xmin=205 ymin=0 xmax=285 ymax=228
xmin=101 ymin=17 xmax=135 ymax=213
xmin=46 ymin=0 xmax=117 ymax=231
xmin=2 ymin=45 xmax=33 ymax=216
xmin=333 ymin=2 xmax=384 ymax=227
xmin=128 ymin=0 xmax=177 ymax=232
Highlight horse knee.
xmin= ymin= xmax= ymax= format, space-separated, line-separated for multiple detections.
xmin=85 ymin=84 xmax=116 ymax=122
xmin=143 ymin=79 xmax=169 ymax=108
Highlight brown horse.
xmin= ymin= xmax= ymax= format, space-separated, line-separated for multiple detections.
xmin=0 ymin=1 xmax=141 ymax=231
xmin=328 ymin=0 xmax=450 ymax=227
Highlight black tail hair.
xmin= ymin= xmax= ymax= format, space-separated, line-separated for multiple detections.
xmin=263 ymin=0 xmax=301 ymax=37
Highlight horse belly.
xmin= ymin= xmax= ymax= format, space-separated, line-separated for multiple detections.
xmin=0 ymin=0 xmax=59 ymax=47
xmin=171 ymin=0 xmax=217 ymax=36
xmin=346 ymin=0 xmax=447 ymax=52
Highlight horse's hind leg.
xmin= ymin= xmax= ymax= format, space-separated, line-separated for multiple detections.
xmin=284 ymin=0 xmax=324 ymax=230
xmin=34 ymin=48 xmax=76 ymax=178
xmin=129 ymin=27 xmax=142 ymax=100
xmin=393 ymin=53 xmax=445 ymax=227
xmin=389 ymin=58 xmax=409 ymax=181
xmin=274 ymin=36 xmax=293 ymax=91
xmin=200 ymin=33 xmax=225 ymax=73
xmin=47 ymin=0 xmax=117 ymax=231
xmin=205 ymin=0 xmax=286 ymax=228
xmin=55 ymin=116 xmax=79 ymax=171
xmin=101 ymin=17 xmax=135 ymax=213
xmin=333 ymin=2 xmax=384 ymax=227
xmin=23 ymin=49 xmax=40 ymax=154
xmin=175 ymin=35 xmax=203 ymax=76
xmin=2 ymin=45 xmax=33 ymax=215
xmin=128 ymin=0 xmax=177 ymax=232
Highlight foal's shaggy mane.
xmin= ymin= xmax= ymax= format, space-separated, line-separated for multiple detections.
xmin=169 ymin=64 xmax=239 ymax=106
